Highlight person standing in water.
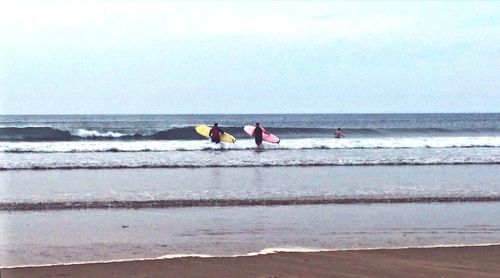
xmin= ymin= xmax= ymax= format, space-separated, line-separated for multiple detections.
xmin=209 ymin=123 xmax=224 ymax=144
xmin=252 ymin=122 xmax=265 ymax=148
xmin=335 ymin=128 xmax=345 ymax=138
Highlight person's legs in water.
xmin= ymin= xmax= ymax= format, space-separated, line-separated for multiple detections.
xmin=255 ymin=137 xmax=263 ymax=149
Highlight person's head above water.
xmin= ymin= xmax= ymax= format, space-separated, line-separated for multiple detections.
xmin=256 ymin=122 xmax=260 ymax=127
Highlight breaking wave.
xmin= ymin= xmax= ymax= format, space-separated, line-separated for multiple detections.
xmin=2 ymin=137 xmax=500 ymax=153
xmin=0 ymin=127 xmax=205 ymax=141
xmin=2 ymin=126 xmax=500 ymax=142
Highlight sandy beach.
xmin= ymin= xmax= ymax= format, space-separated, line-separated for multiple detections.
xmin=2 ymin=245 xmax=499 ymax=278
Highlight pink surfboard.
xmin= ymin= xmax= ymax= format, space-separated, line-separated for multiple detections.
xmin=244 ymin=125 xmax=280 ymax=144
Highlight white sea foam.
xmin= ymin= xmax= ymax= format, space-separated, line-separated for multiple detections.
xmin=1 ymin=144 xmax=499 ymax=169
xmin=1 ymin=136 xmax=500 ymax=153
xmin=73 ymin=129 xmax=128 ymax=138
xmin=1 ymin=137 xmax=500 ymax=170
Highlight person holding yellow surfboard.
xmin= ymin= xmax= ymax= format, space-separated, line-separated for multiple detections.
xmin=209 ymin=123 xmax=224 ymax=144
xmin=195 ymin=123 xmax=236 ymax=143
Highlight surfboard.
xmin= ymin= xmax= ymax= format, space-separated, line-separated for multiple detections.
xmin=244 ymin=125 xmax=280 ymax=144
xmin=195 ymin=125 xmax=236 ymax=143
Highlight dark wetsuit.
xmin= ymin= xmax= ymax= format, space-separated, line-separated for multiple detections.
xmin=253 ymin=126 xmax=263 ymax=145
xmin=209 ymin=127 xmax=224 ymax=144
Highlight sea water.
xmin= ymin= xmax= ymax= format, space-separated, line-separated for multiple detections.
xmin=1 ymin=114 xmax=500 ymax=169
xmin=0 ymin=114 xmax=499 ymax=266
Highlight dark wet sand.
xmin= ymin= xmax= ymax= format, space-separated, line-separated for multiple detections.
xmin=2 ymin=245 xmax=499 ymax=278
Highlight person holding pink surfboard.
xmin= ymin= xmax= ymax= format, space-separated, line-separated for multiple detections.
xmin=253 ymin=122 xmax=265 ymax=148
xmin=244 ymin=123 xmax=280 ymax=148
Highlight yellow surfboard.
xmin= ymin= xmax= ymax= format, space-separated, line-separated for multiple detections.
xmin=195 ymin=125 xmax=236 ymax=143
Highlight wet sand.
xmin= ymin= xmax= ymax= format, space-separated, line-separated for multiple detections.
xmin=2 ymin=245 xmax=499 ymax=278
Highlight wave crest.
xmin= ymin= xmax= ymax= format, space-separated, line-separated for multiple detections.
xmin=2 ymin=126 xmax=500 ymax=142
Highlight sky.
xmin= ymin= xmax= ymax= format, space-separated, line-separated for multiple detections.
xmin=1 ymin=1 xmax=499 ymax=114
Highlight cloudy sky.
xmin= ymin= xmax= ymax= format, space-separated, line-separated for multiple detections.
xmin=1 ymin=1 xmax=499 ymax=114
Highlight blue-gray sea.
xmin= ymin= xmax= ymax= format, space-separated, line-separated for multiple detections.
xmin=1 ymin=113 xmax=500 ymax=169
xmin=0 ymin=114 xmax=499 ymax=266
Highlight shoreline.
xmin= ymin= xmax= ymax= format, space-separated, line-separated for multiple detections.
xmin=1 ymin=243 xmax=499 ymax=269
xmin=2 ymin=245 xmax=499 ymax=277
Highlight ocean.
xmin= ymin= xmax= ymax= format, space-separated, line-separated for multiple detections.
xmin=1 ymin=114 xmax=499 ymax=266
xmin=1 ymin=114 xmax=500 ymax=169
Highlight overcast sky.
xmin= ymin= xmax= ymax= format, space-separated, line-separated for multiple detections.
xmin=1 ymin=1 xmax=499 ymax=114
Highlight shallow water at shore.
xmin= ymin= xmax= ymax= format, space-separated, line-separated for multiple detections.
xmin=1 ymin=165 xmax=499 ymax=205
xmin=1 ymin=202 xmax=499 ymax=266
xmin=2 ymin=165 xmax=499 ymax=266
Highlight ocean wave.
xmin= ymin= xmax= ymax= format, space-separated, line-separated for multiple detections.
xmin=2 ymin=142 xmax=499 ymax=170
xmin=1 ymin=196 xmax=499 ymax=211
xmin=2 ymin=137 xmax=500 ymax=153
xmin=0 ymin=127 xmax=73 ymax=141
xmin=2 ymin=126 xmax=500 ymax=142
xmin=73 ymin=129 xmax=127 ymax=138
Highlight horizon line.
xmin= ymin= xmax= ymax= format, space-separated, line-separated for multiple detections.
xmin=1 ymin=112 xmax=499 ymax=116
